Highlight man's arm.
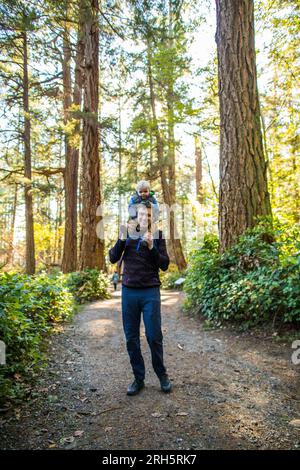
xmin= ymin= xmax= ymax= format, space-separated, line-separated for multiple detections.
xmin=150 ymin=231 xmax=170 ymax=271
xmin=109 ymin=239 xmax=126 ymax=264
xmin=109 ymin=225 xmax=127 ymax=263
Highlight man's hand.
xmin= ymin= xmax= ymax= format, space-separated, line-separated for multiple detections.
xmin=127 ymin=219 xmax=139 ymax=237
xmin=143 ymin=231 xmax=154 ymax=250
xmin=119 ymin=224 xmax=127 ymax=240
xmin=119 ymin=220 xmax=140 ymax=240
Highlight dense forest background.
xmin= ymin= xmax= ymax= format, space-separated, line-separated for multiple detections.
xmin=0 ymin=0 xmax=299 ymax=274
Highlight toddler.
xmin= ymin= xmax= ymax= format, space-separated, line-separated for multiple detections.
xmin=128 ymin=180 xmax=159 ymax=222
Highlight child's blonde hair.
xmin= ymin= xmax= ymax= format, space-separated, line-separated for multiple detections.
xmin=136 ymin=180 xmax=150 ymax=193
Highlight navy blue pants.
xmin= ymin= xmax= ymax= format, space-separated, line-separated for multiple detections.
xmin=121 ymin=285 xmax=167 ymax=382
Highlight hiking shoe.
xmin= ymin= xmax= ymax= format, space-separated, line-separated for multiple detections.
xmin=127 ymin=379 xmax=145 ymax=396
xmin=159 ymin=374 xmax=172 ymax=393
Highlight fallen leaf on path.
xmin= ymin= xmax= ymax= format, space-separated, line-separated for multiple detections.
xmin=290 ymin=419 xmax=300 ymax=427
xmin=48 ymin=395 xmax=58 ymax=402
xmin=96 ymin=406 xmax=121 ymax=415
xmin=75 ymin=395 xmax=88 ymax=403
xmin=60 ymin=436 xmax=75 ymax=445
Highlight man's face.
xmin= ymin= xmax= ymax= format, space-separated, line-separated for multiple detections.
xmin=137 ymin=206 xmax=152 ymax=229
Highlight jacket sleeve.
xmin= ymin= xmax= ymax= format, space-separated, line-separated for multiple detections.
xmin=150 ymin=231 xmax=169 ymax=271
xmin=109 ymin=238 xmax=126 ymax=264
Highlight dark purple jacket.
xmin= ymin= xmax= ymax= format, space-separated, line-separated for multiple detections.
xmin=109 ymin=230 xmax=169 ymax=288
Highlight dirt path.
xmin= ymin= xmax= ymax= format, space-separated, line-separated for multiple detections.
xmin=1 ymin=289 xmax=299 ymax=450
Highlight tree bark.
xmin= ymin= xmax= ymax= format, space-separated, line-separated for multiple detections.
xmin=79 ymin=0 xmax=105 ymax=270
xmin=62 ymin=10 xmax=84 ymax=273
xmin=6 ymin=184 xmax=18 ymax=266
xmin=165 ymin=2 xmax=187 ymax=270
xmin=215 ymin=0 xmax=272 ymax=252
xmin=118 ymin=94 xmax=122 ymax=231
xmin=195 ymin=135 xmax=204 ymax=204
xmin=22 ymin=30 xmax=35 ymax=274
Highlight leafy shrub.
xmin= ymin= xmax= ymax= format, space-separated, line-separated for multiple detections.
xmin=65 ymin=268 xmax=110 ymax=303
xmin=161 ymin=264 xmax=187 ymax=290
xmin=0 ymin=268 xmax=111 ymax=404
xmin=0 ymin=271 xmax=76 ymax=404
xmin=183 ymin=217 xmax=300 ymax=328
xmin=25 ymin=272 xmax=75 ymax=324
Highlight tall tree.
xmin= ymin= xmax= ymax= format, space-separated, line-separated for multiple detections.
xmin=129 ymin=0 xmax=190 ymax=270
xmin=62 ymin=2 xmax=84 ymax=272
xmin=215 ymin=0 xmax=272 ymax=251
xmin=195 ymin=135 xmax=204 ymax=204
xmin=79 ymin=0 xmax=105 ymax=270
xmin=22 ymin=25 xmax=35 ymax=274
xmin=165 ymin=0 xmax=187 ymax=270
xmin=256 ymin=0 xmax=300 ymax=225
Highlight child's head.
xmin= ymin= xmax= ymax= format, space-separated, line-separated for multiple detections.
xmin=136 ymin=180 xmax=150 ymax=199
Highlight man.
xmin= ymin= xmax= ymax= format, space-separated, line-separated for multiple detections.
xmin=111 ymin=271 xmax=119 ymax=291
xmin=109 ymin=203 xmax=172 ymax=396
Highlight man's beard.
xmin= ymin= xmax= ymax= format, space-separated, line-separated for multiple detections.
xmin=138 ymin=223 xmax=148 ymax=234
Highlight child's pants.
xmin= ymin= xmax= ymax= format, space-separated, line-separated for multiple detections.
xmin=121 ymin=285 xmax=167 ymax=382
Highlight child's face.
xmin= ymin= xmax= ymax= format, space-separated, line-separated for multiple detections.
xmin=139 ymin=187 xmax=150 ymax=199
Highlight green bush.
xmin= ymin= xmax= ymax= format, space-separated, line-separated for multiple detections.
xmin=0 ymin=268 xmax=111 ymax=404
xmin=161 ymin=269 xmax=187 ymax=289
xmin=25 ymin=272 xmax=75 ymax=324
xmin=65 ymin=268 xmax=111 ymax=303
xmin=0 ymin=271 xmax=76 ymax=404
xmin=183 ymin=217 xmax=300 ymax=328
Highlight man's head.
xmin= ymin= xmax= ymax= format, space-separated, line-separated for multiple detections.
xmin=137 ymin=204 xmax=152 ymax=230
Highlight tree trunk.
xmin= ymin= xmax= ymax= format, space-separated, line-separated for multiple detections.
xmin=62 ymin=12 xmax=84 ymax=273
xmin=79 ymin=0 xmax=105 ymax=270
xmin=166 ymin=2 xmax=187 ymax=270
xmin=7 ymin=184 xmax=18 ymax=266
xmin=147 ymin=35 xmax=186 ymax=271
xmin=215 ymin=0 xmax=272 ymax=252
xmin=22 ymin=30 xmax=35 ymax=274
xmin=195 ymin=136 xmax=204 ymax=204
xmin=118 ymin=94 xmax=122 ymax=230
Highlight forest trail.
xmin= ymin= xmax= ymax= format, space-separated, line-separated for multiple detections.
xmin=1 ymin=289 xmax=299 ymax=450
